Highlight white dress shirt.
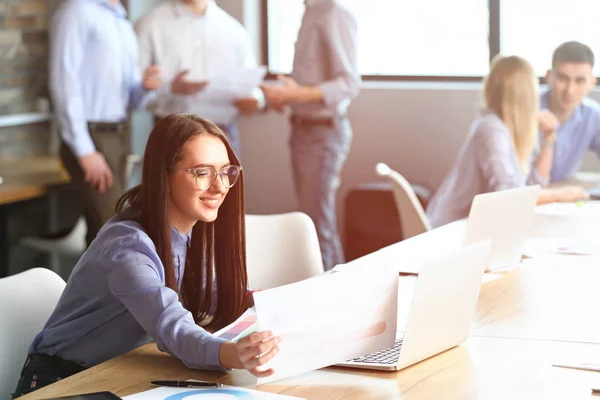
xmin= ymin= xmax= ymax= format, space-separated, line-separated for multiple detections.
xmin=135 ymin=0 xmax=264 ymax=124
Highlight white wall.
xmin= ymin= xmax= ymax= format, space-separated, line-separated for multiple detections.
xmin=237 ymin=83 xmax=485 ymax=215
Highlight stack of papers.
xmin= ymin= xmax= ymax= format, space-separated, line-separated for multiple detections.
xmin=214 ymin=308 xmax=258 ymax=342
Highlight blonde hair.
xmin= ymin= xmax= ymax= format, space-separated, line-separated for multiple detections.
xmin=483 ymin=55 xmax=539 ymax=171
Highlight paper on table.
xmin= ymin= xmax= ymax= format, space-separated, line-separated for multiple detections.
xmin=523 ymin=237 xmax=600 ymax=258
xmin=123 ymin=385 xmax=304 ymax=400
xmin=253 ymin=266 xmax=398 ymax=385
xmin=552 ymin=362 xmax=600 ymax=373
xmin=535 ymin=201 xmax=600 ymax=217
xmin=199 ymin=66 xmax=267 ymax=105
xmin=214 ymin=307 xmax=258 ymax=342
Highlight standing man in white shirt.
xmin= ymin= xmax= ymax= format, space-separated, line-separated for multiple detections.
xmin=135 ymin=0 xmax=265 ymax=155
xmin=261 ymin=0 xmax=360 ymax=271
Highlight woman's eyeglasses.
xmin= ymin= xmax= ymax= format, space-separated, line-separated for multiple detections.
xmin=181 ymin=165 xmax=242 ymax=190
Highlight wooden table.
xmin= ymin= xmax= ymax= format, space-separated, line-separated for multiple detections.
xmin=0 ymin=156 xmax=70 ymax=277
xmin=0 ymin=156 xmax=70 ymax=206
xmin=18 ymin=259 xmax=600 ymax=399
xmin=20 ymin=337 xmax=600 ymax=400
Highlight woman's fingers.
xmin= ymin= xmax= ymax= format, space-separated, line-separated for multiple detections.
xmin=238 ymin=335 xmax=280 ymax=362
xmin=237 ymin=331 xmax=273 ymax=349
xmin=250 ymin=367 xmax=276 ymax=378
xmin=244 ymin=342 xmax=280 ymax=369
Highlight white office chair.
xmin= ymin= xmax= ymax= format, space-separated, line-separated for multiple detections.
xmin=0 ymin=268 xmax=66 ymax=399
xmin=375 ymin=162 xmax=431 ymax=240
xmin=245 ymin=212 xmax=324 ymax=290
xmin=20 ymin=216 xmax=87 ymax=272
xmin=19 ymin=154 xmax=143 ymax=274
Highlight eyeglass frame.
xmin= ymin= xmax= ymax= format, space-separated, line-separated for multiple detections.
xmin=179 ymin=165 xmax=242 ymax=190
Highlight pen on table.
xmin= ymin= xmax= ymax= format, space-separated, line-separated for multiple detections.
xmin=592 ymin=388 xmax=600 ymax=395
xmin=151 ymin=380 xmax=223 ymax=388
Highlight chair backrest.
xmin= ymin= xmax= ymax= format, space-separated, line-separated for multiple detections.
xmin=376 ymin=163 xmax=431 ymax=240
xmin=21 ymin=216 xmax=87 ymax=257
xmin=245 ymin=212 xmax=324 ymax=290
xmin=0 ymin=268 xmax=66 ymax=398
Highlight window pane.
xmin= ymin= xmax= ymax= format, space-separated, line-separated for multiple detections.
xmin=267 ymin=0 xmax=490 ymax=77
xmin=500 ymin=0 xmax=600 ymax=75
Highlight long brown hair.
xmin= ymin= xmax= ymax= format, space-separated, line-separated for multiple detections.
xmin=116 ymin=114 xmax=247 ymax=330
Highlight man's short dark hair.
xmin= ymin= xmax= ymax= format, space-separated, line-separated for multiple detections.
xmin=552 ymin=41 xmax=595 ymax=68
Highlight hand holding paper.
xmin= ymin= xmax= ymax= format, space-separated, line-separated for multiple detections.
xmin=201 ymin=66 xmax=267 ymax=105
xmin=233 ymin=330 xmax=281 ymax=378
xmin=253 ymin=266 xmax=398 ymax=384
xmin=234 ymin=96 xmax=260 ymax=115
xmin=171 ymin=70 xmax=208 ymax=95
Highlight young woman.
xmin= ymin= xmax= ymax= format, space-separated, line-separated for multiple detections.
xmin=13 ymin=114 xmax=280 ymax=397
xmin=426 ymin=55 xmax=589 ymax=228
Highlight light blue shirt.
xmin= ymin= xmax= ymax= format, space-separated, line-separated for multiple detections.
xmin=539 ymin=91 xmax=600 ymax=182
xmin=49 ymin=0 xmax=148 ymax=157
xmin=427 ymin=112 xmax=546 ymax=228
xmin=30 ymin=215 xmax=227 ymax=371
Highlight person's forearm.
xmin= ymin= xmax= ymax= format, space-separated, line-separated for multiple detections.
xmin=537 ymin=188 xmax=560 ymax=205
xmin=534 ymin=144 xmax=554 ymax=182
xmin=292 ymin=86 xmax=324 ymax=104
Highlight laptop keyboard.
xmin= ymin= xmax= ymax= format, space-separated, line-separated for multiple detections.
xmin=348 ymin=339 xmax=404 ymax=364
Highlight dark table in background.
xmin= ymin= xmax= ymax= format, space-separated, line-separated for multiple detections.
xmin=0 ymin=156 xmax=70 ymax=277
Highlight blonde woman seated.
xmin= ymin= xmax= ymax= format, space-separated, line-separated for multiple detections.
xmin=427 ymin=55 xmax=589 ymax=228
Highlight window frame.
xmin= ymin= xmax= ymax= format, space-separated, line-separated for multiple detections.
xmin=261 ymin=0 xmax=501 ymax=82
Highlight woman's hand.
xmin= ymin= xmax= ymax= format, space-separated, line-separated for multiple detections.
xmin=219 ymin=331 xmax=281 ymax=377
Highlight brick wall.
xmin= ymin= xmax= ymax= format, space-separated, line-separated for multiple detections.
xmin=0 ymin=0 xmax=49 ymax=115
xmin=0 ymin=0 xmax=51 ymax=156
xmin=0 ymin=0 xmax=81 ymax=279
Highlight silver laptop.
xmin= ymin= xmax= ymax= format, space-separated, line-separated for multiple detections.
xmin=463 ymin=185 xmax=540 ymax=269
xmin=336 ymin=240 xmax=491 ymax=371
xmin=338 ymin=185 xmax=540 ymax=275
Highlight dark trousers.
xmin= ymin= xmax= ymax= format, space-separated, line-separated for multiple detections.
xmin=12 ymin=354 xmax=87 ymax=398
xmin=60 ymin=127 xmax=130 ymax=245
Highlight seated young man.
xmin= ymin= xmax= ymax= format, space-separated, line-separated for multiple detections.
xmin=534 ymin=41 xmax=600 ymax=183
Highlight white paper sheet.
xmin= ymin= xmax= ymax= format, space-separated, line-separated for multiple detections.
xmin=523 ymin=237 xmax=600 ymax=258
xmin=252 ymin=267 xmax=399 ymax=385
xmin=199 ymin=66 xmax=267 ymax=105
xmin=123 ymin=385 xmax=304 ymax=400
xmin=552 ymin=361 xmax=600 ymax=373
xmin=534 ymin=201 xmax=600 ymax=217
xmin=214 ymin=307 xmax=258 ymax=342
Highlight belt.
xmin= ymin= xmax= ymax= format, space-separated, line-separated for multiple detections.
xmin=289 ymin=115 xmax=336 ymax=128
xmin=87 ymin=121 xmax=127 ymax=133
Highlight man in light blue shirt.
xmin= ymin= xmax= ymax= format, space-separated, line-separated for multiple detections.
xmin=50 ymin=0 xmax=162 ymax=244
xmin=535 ymin=41 xmax=600 ymax=183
